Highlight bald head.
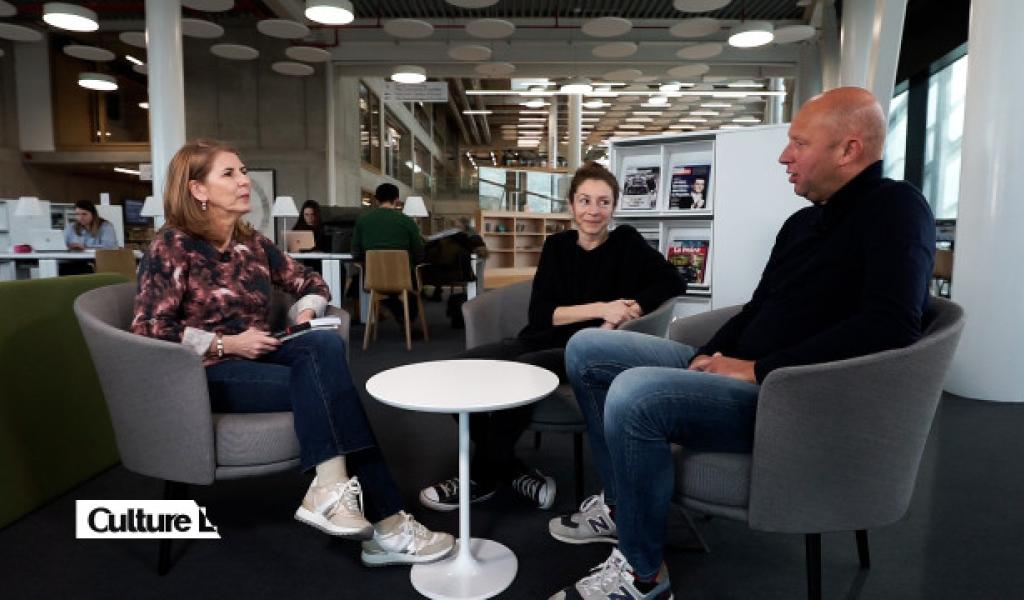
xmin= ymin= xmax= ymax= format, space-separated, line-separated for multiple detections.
xmin=779 ymin=87 xmax=887 ymax=204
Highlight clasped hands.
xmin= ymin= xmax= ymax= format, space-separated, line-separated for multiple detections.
xmin=688 ymin=352 xmax=756 ymax=384
xmin=216 ymin=308 xmax=316 ymax=359
xmin=599 ymin=299 xmax=642 ymax=329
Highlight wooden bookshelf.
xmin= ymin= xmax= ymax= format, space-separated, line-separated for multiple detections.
xmin=478 ymin=210 xmax=572 ymax=287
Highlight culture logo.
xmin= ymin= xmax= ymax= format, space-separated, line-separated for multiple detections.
xmin=76 ymin=500 xmax=221 ymax=539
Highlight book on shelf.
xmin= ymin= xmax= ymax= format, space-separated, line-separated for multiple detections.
xmin=667 ymin=164 xmax=711 ymax=211
xmin=272 ymin=316 xmax=342 ymax=341
xmin=666 ymin=239 xmax=710 ymax=286
xmin=619 ymin=165 xmax=660 ymax=211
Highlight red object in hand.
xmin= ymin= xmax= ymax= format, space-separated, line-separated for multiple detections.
xmin=13 ymin=244 xmax=32 ymax=253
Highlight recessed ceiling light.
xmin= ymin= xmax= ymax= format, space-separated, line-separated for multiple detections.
xmin=701 ymin=102 xmax=732 ymax=108
xmin=648 ymin=96 xmax=670 ymax=105
xmin=138 ymin=101 xmax=149 ymax=109
xmin=582 ymin=100 xmax=609 ymax=109
xmin=560 ymin=78 xmax=593 ymax=94
xmin=518 ymin=117 xmax=547 ymax=121
xmin=78 ymin=72 xmax=117 ymax=91
xmin=305 ymin=0 xmax=354 ymax=26
xmin=729 ymin=21 xmax=774 ymax=48
xmin=728 ymin=80 xmax=765 ymax=88
xmin=679 ymin=117 xmax=708 ymax=123
xmin=691 ymin=110 xmax=719 ymax=116
xmin=391 ymin=65 xmax=426 ymax=84
xmin=522 ymin=100 xmax=548 ymax=108
xmin=463 ymin=109 xmax=493 ymax=115
xmin=733 ymin=116 xmax=762 ymax=123
xmin=43 ymin=3 xmax=98 ymax=32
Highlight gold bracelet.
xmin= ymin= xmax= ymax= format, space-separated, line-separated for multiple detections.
xmin=216 ymin=334 xmax=224 ymax=359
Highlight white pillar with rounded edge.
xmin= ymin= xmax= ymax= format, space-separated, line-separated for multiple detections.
xmin=945 ymin=0 xmax=1024 ymax=402
xmin=567 ymin=94 xmax=582 ymax=171
xmin=766 ymin=78 xmax=785 ymax=124
xmin=145 ymin=0 xmax=186 ymax=219
xmin=838 ymin=0 xmax=907 ymax=115
xmin=547 ymin=101 xmax=559 ymax=168
xmin=796 ymin=42 xmax=823 ymax=109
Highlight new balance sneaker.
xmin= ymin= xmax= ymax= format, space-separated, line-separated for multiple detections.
xmin=419 ymin=477 xmax=496 ymax=511
xmin=549 ymin=548 xmax=673 ymax=600
xmin=512 ymin=469 xmax=556 ymax=509
xmin=549 ymin=493 xmax=617 ymax=544
xmin=294 ymin=477 xmax=373 ymax=539
xmin=360 ymin=511 xmax=455 ymax=566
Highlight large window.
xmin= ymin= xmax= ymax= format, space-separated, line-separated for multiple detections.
xmin=359 ymin=82 xmax=381 ymax=169
xmin=413 ymin=139 xmax=431 ymax=193
xmin=883 ymin=90 xmax=908 ymax=181
xmin=385 ymin=112 xmax=412 ymax=185
xmin=922 ymin=54 xmax=967 ymax=220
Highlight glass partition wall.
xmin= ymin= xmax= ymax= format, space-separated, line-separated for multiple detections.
xmin=477 ymin=167 xmax=569 ymax=214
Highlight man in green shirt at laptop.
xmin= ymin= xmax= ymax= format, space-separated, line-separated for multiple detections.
xmin=352 ymin=183 xmax=425 ymax=322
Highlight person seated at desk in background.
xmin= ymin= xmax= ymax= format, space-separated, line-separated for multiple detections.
xmin=291 ymin=199 xmax=332 ymax=252
xmin=58 ymin=199 xmax=119 ymax=275
xmin=418 ymin=161 xmax=686 ymax=513
xmin=351 ymin=183 xmax=425 ymax=323
xmin=548 ymin=87 xmax=936 ymax=600
xmin=131 ymin=139 xmax=454 ymax=567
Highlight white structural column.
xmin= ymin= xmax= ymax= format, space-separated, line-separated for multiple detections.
xmin=945 ymin=1 xmax=1024 ymax=402
xmin=796 ymin=42 xmax=823 ymax=109
xmin=145 ymin=0 xmax=186 ymax=218
xmin=819 ymin=2 xmax=841 ymax=91
xmin=547 ymin=101 xmax=559 ymax=168
xmin=566 ymin=94 xmax=582 ymax=171
xmin=765 ymin=78 xmax=785 ymax=124
xmin=838 ymin=0 xmax=908 ymax=115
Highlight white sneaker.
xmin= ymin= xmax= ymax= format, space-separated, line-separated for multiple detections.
xmin=549 ymin=548 xmax=673 ymax=599
xmin=294 ymin=477 xmax=373 ymax=540
xmin=360 ymin=511 xmax=455 ymax=567
xmin=549 ymin=493 xmax=617 ymax=544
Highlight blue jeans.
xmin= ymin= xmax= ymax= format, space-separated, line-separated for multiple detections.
xmin=566 ymin=329 xmax=760 ymax=579
xmin=205 ymin=330 xmax=404 ymax=522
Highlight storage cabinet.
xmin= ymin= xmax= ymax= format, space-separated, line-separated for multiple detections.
xmin=477 ymin=210 xmax=572 ymax=288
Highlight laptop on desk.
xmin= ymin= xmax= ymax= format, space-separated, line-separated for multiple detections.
xmin=29 ymin=229 xmax=68 ymax=252
xmin=286 ymin=231 xmax=316 ymax=253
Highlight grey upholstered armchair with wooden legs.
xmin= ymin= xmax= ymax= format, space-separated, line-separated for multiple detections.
xmin=667 ymin=296 xmax=965 ymax=600
xmin=73 ymin=282 xmax=350 ymax=575
xmin=462 ymin=280 xmax=682 ymax=505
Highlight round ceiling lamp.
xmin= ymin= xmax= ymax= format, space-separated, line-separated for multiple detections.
xmin=445 ymin=0 xmax=499 ymax=7
xmin=305 ymin=0 xmax=354 ymax=26
xmin=0 ymin=23 xmax=43 ymax=42
xmin=676 ymin=42 xmax=724 ymax=60
xmin=286 ymin=46 xmax=331 ymax=63
xmin=43 ymin=3 xmax=98 ymax=32
xmin=383 ymin=19 xmax=434 ymax=39
xmin=272 ymin=61 xmax=315 ymax=77
xmin=181 ymin=18 xmax=225 ymax=39
xmin=182 ymin=0 xmax=233 ymax=10
xmin=448 ymin=44 xmax=492 ymax=61
xmin=603 ymin=68 xmax=644 ymax=81
xmin=669 ymin=18 xmax=720 ymax=38
xmin=474 ymin=62 xmax=516 ymax=77
xmin=391 ymin=65 xmax=426 ymax=84
xmin=666 ymin=63 xmax=710 ymax=79
xmin=772 ymin=24 xmax=816 ymax=44
xmin=119 ymin=31 xmax=147 ymax=48
xmin=78 ymin=72 xmax=117 ymax=92
xmin=729 ymin=21 xmax=774 ymax=48
xmin=581 ymin=17 xmax=633 ymax=38
xmin=465 ymin=18 xmax=515 ymax=39
xmin=257 ymin=19 xmax=311 ymax=40
xmin=132 ymin=63 xmax=148 ymax=75
xmin=210 ymin=44 xmax=260 ymax=60
xmin=0 ymin=1 xmax=14 ymax=17
xmin=560 ymin=78 xmax=593 ymax=94
xmin=673 ymin=0 xmax=732 ymax=12
xmin=63 ymin=45 xmax=115 ymax=62
xmin=592 ymin=42 xmax=638 ymax=59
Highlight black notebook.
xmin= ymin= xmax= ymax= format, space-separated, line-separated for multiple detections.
xmin=272 ymin=316 xmax=342 ymax=341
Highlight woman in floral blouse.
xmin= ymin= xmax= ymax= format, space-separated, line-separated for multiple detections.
xmin=132 ymin=139 xmax=452 ymax=567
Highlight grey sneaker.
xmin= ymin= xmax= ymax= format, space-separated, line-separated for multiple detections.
xmin=549 ymin=493 xmax=617 ymax=544
xmin=360 ymin=511 xmax=455 ymax=566
xmin=294 ymin=477 xmax=373 ymax=540
xmin=512 ymin=469 xmax=556 ymax=509
xmin=549 ymin=548 xmax=673 ymax=599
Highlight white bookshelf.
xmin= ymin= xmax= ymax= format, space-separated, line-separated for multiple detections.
xmin=609 ymin=125 xmax=808 ymax=318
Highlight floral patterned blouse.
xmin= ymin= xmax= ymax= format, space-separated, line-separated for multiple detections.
xmin=131 ymin=227 xmax=330 ymax=365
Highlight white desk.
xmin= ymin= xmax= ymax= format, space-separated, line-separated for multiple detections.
xmin=287 ymin=252 xmax=353 ymax=309
xmin=366 ymin=360 xmax=558 ymax=600
xmin=0 ymin=250 xmax=142 ymax=280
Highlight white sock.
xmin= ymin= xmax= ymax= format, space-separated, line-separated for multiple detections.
xmin=314 ymin=456 xmax=348 ymax=487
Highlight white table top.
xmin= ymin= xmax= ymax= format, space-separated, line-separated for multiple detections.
xmin=366 ymin=359 xmax=559 ymax=414
xmin=0 ymin=250 xmax=143 ymax=260
xmin=287 ymin=252 xmax=354 ymax=260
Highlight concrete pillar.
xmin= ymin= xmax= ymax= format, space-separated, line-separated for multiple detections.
xmin=945 ymin=1 xmax=1024 ymax=402
xmin=796 ymin=41 xmax=823 ymax=109
xmin=331 ymin=72 xmax=362 ymax=208
xmin=145 ymin=0 xmax=186 ymax=224
xmin=567 ymin=94 xmax=582 ymax=171
xmin=547 ymin=101 xmax=558 ymax=168
xmin=819 ymin=2 xmax=841 ymax=91
xmin=766 ymin=78 xmax=785 ymax=124
xmin=325 ymin=59 xmax=337 ymax=207
xmin=838 ymin=0 xmax=908 ymax=115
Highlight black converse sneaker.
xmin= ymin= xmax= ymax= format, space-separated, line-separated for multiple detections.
xmin=511 ymin=469 xmax=556 ymax=509
xmin=418 ymin=477 xmax=496 ymax=512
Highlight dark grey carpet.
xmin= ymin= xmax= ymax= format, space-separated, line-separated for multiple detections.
xmin=2 ymin=297 xmax=1023 ymax=599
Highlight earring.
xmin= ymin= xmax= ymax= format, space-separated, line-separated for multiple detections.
xmin=201 ymin=201 xmax=207 ymax=211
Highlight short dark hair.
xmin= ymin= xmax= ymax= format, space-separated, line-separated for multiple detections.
xmin=374 ymin=183 xmax=400 ymax=204
xmin=567 ymin=161 xmax=620 ymax=208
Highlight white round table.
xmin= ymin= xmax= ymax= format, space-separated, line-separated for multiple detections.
xmin=366 ymin=359 xmax=559 ymax=600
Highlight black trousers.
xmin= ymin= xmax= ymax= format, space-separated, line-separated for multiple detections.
xmin=456 ymin=338 xmax=567 ymax=488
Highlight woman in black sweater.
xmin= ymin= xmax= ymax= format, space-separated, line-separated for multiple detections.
xmin=419 ymin=162 xmax=686 ymax=512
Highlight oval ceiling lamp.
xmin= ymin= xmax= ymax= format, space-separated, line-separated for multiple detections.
xmin=673 ymin=0 xmax=732 ymax=12
xmin=391 ymin=65 xmax=426 ymax=84
xmin=445 ymin=0 xmax=499 ymax=7
xmin=286 ymin=46 xmax=332 ymax=62
xmin=560 ymin=78 xmax=593 ymax=94
xmin=669 ymin=17 xmax=720 ymax=39
xmin=383 ymin=19 xmax=434 ymax=39
xmin=448 ymin=44 xmax=492 ymax=61
xmin=78 ymin=72 xmax=117 ymax=92
xmin=0 ymin=1 xmax=14 ymax=18
xmin=729 ymin=21 xmax=774 ymax=48
xmin=119 ymin=31 xmax=146 ymax=48
xmin=63 ymin=45 xmax=115 ymax=62
xmin=43 ymin=2 xmax=98 ymax=32
xmin=305 ymin=0 xmax=354 ymax=26
xmin=772 ymin=24 xmax=816 ymax=44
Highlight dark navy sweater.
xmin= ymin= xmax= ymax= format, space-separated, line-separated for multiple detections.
xmin=698 ymin=161 xmax=936 ymax=383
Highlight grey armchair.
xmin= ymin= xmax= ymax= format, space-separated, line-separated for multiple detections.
xmin=73 ymin=282 xmax=351 ymax=574
xmin=668 ymin=297 xmax=965 ymax=600
xmin=462 ymin=280 xmax=683 ymax=505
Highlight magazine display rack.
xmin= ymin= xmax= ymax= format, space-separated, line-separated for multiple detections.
xmin=609 ymin=125 xmax=807 ymax=318
xmin=477 ymin=210 xmax=573 ymax=288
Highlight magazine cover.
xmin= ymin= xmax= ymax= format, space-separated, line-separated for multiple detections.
xmin=619 ymin=165 xmax=660 ymax=211
xmin=668 ymin=164 xmax=711 ymax=210
xmin=666 ymin=239 xmax=710 ymax=285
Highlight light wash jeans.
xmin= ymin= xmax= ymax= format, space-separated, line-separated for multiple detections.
xmin=566 ymin=328 xmax=760 ymax=579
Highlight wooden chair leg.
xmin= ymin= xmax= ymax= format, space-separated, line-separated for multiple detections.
xmin=416 ymin=290 xmax=429 ymax=341
xmin=362 ymin=290 xmax=375 ymax=350
xmin=805 ymin=533 xmax=822 ymax=600
xmin=573 ymin=432 xmax=584 ymax=506
xmin=372 ymin=296 xmax=380 ymax=341
xmin=856 ymin=529 xmax=870 ymax=569
xmin=402 ymin=290 xmax=412 ymax=350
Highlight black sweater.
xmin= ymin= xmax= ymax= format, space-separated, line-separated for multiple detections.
xmin=699 ymin=161 xmax=936 ymax=382
xmin=520 ymin=225 xmax=687 ymax=348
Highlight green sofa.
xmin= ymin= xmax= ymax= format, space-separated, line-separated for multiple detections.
xmin=0 ymin=273 xmax=129 ymax=528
